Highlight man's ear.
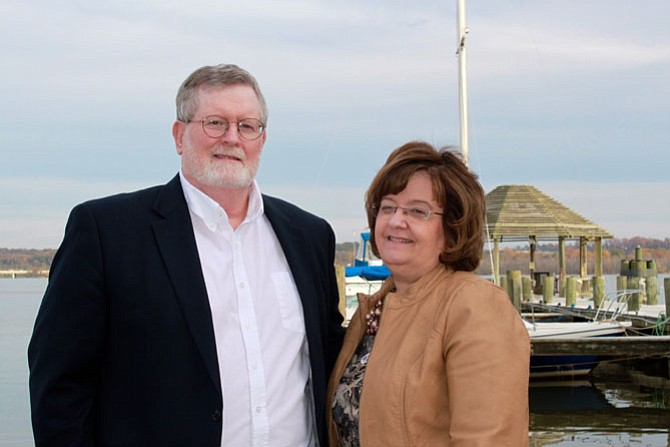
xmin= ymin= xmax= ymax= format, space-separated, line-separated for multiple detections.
xmin=172 ymin=121 xmax=185 ymax=155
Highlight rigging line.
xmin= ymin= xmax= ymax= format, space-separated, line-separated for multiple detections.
xmin=470 ymin=101 xmax=497 ymax=284
xmin=460 ymin=48 xmax=497 ymax=284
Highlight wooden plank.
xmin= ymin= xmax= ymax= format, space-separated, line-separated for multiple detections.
xmin=531 ymin=336 xmax=670 ymax=356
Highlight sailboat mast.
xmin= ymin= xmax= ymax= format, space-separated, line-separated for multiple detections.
xmin=457 ymin=0 xmax=469 ymax=166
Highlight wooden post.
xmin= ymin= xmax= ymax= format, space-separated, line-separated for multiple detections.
xmin=335 ymin=265 xmax=347 ymax=319
xmin=594 ymin=238 xmax=603 ymax=277
xmin=579 ymin=237 xmax=587 ymax=278
xmin=647 ymin=260 xmax=658 ymax=275
xmin=580 ymin=277 xmax=592 ymax=298
xmin=616 ymin=275 xmax=627 ymax=296
xmin=507 ymin=270 xmax=522 ymax=310
xmin=499 ymin=276 xmax=508 ymax=296
xmin=559 ymin=276 xmax=567 ymax=298
xmin=566 ymin=277 xmax=578 ymax=306
xmin=522 ymin=277 xmax=532 ymax=302
xmin=646 ymin=260 xmax=658 ymax=305
xmin=634 ymin=259 xmax=647 ymax=278
xmin=542 ymin=275 xmax=554 ymax=304
xmin=664 ymin=278 xmax=670 ymax=319
xmin=646 ymin=276 xmax=659 ymax=305
xmin=558 ymin=236 xmax=566 ymax=283
xmin=593 ymin=276 xmax=605 ymax=308
xmin=529 ymin=236 xmax=536 ymax=287
xmin=628 ymin=276 xmax=641 ymax=313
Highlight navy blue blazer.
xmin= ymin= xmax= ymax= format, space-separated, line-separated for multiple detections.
xmin=28 ymin=175 xmax=344 ymax=446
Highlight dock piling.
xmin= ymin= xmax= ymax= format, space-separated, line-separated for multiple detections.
xmin=542 ymin=276 xmax=554 ymax=304
xmin=665 ymin=278 xmax=670 ymax=317
xmin=592 ymin=276 xmax=605 ymax=308
xmin=566 ymin=277 xmax=578 ymax=306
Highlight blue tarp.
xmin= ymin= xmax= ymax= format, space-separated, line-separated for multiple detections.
xmin=345 ymin=265 xmax=390 ymax=280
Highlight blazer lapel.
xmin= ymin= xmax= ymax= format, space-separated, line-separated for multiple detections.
xmin=151 ymin=175 xmax=221 ymax=395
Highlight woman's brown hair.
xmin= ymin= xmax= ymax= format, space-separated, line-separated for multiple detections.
xmin=365 ymin=141 xmax=486 ymax=272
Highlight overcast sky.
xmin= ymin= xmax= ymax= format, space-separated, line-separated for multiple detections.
xmin=2 ymin=0 xmax=668 ymax=248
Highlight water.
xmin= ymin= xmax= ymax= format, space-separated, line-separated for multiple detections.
xmin=0 ymin=278 xmax=43 ymax=447
xmin=2 ymin=277 xmax=668 ymax=446
xmin=529 ymin=378 xmax=670 ymax=446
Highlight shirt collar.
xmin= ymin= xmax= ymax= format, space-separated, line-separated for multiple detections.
xmin=179 ymin=170 xmax=264 ymax=231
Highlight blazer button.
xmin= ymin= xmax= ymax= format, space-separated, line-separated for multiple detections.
xmin=211 ymin=409 xmax=222 ymax=422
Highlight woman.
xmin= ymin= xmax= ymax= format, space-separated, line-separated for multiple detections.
xmin=327 ymin=141 xmax=530 ymax=446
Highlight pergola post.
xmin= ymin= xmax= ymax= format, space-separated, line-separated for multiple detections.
xmin=529 ymin=235 xmax=537 ymax=287
xmin=594 ymin=237 xmax=603 ymax=277
xmin=558 ymin=236 xmax=566 ymax=278
xmin=579 ymin=237 xmax=588 ymax=278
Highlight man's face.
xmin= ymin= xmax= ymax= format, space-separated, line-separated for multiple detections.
xmin=173 ymin=84 xmax=266 ymax=192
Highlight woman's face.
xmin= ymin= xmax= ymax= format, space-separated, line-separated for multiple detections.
xmin=374 ymin=171 xmax=446 ymax=289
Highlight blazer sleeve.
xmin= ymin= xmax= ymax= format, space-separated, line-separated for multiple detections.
xmin=323 ymin=221 xmax=345 ymax=376
xmin=28 ymin=203 xmax=106 ymax=447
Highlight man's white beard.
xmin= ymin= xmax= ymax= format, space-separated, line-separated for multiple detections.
xmin=183 ymin=146 xmax=259 ymax=189
xmin=199 ymin=158 xmax=255 ymax=189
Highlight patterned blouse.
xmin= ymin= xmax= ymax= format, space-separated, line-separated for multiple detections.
xmin=331 ymin=334 xmax=376 ymax=447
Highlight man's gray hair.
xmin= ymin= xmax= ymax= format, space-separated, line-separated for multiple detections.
xmin=175 ymin=64 xmax=268 ymax=123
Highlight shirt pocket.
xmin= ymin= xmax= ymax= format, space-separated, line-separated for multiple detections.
xmin=272 ymin=271 xmax=306 ymax=333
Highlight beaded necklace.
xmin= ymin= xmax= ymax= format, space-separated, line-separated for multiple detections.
xmin=364 ymin=298 xmax=384 ymax=335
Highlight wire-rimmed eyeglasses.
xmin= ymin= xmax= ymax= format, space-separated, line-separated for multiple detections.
xmin=184 ymin=115 xmax=266 ymax=141
xmin=371 ymin=203 xmax=444 ymax=222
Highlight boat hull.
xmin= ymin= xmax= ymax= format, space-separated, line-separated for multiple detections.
xmin=526 ymin=320 xmax=631 ymax=379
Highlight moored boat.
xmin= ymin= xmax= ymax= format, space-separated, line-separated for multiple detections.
xmin=524 ymin=318 xmax=632 ymax=379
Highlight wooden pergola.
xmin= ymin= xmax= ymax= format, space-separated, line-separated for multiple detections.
xmin=484 ymin=185 xmax=613 ymax=284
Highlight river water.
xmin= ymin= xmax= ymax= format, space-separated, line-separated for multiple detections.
xmin=1 ymin=277 xmax=668 ymax=446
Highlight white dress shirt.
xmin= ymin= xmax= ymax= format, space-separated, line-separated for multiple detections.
xmin=180 ymin=173 xmax=316 ymax=447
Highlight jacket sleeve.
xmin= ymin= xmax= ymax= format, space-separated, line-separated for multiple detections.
xmin=443 ymin=281 xmax=530 ymax=447
xmin=28 ymin=203 xmax=106 ymax=447
xmin=323 ymin=221 xmax=345 ymax=377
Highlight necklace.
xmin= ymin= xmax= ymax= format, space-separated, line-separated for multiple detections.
xmin=365 ymin=298 xmax=384 ymax=335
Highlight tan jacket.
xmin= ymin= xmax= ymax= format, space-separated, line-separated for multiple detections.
xmin=327 ymin=266 xmax=530 ymax=447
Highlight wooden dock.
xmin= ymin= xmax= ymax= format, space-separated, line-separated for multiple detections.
xmin=522 ymin=300 xmax=670 ymax=335
xmin=531 ymin=336 xmax=670 ymax=356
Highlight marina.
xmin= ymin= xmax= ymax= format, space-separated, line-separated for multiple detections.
xmin=343 ymin=241 xmax=670 ymax=382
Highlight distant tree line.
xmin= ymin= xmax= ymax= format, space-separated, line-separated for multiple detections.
xmin=1 ymin=238 xmax=669 ymax=275
xmin=475 ymin=238 xmax=670 ymax=276
xmin=332 ymin=238 xmax=669 ymax=275
xmin=0 ymin=248 xmax=54 ymax=274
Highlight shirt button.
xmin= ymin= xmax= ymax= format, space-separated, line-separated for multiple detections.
xmin=240 ymin=282 xmax=245 ymax=289
xmin=256 ymin=406 xmax=262 ymax=413
xmin=211 ymin=409 xmax=222 ymax=422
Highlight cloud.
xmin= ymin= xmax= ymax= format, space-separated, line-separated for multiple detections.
xmin=1 ymin=1 xmax=668 ymax=247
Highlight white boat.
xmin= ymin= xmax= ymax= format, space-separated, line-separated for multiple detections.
xmin=524 ymin=319 xmax=632 ymax=339
xmin=524 ymin=317 xmax=632 ymax=379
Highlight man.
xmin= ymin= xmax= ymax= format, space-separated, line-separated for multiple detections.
xmin=28 ymin=64 xmax=344 ymax=447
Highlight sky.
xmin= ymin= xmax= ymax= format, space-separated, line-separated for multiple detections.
xmin=1 ymin=0 xmax=669 ymax=249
